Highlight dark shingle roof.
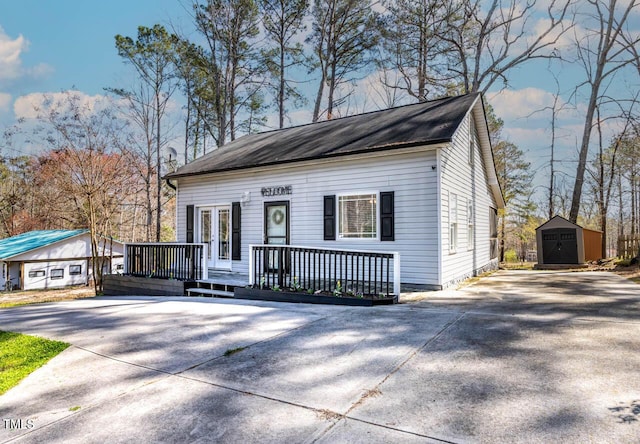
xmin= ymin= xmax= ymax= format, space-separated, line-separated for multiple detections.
xmin=167 ymin=93 xmax=480 ymax=179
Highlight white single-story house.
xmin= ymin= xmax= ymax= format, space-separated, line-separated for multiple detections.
xmin=166 ymin=92 xmax=505 ymax=290
xmin=0 ymin=229 xmax=125 ymax=291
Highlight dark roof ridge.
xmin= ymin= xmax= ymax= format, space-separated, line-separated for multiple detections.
xmin=252 ymin=92 xmax=479 ymax=136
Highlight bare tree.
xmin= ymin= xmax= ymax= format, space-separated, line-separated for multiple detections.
xmin=568 ymin=0 xmax=640 ymax=223
xmin=436 ymin=0 xmax=573 ymax=94
xmin=31 ymin=92 xmax=140 ymax=293
xmin=115 ymin=25 xmax=178 ymax=241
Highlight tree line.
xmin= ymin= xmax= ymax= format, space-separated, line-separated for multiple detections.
xmin=1 ymin=0 xmax=639 ymax=266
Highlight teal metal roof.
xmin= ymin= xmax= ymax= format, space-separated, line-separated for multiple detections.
xmin=0 ymin=229 xmax=88 ymax=260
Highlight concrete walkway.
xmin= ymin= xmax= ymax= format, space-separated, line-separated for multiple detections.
xmin=1 ymin=270 xmax=640 ymax=443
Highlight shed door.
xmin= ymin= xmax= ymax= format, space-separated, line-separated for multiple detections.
xmin=542 ymin=228 xmax=578 ymax=264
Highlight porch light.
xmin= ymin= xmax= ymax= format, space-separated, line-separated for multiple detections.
xmin=241 ymin=192 xmax=251 ymax=207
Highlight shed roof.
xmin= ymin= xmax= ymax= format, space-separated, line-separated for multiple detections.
xmin=535 ymin=215 xmax=581 ymax=231
xmin=167 ymin=93 xmax=481 ymax=179
xmin=0 ymin=229 xmax=88 ymax=260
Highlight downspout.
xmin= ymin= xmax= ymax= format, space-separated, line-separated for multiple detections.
xmin=166 ymin=178 xmax=177 ymax=191
xmin=436 ymin=148 xmax=443 ymax=289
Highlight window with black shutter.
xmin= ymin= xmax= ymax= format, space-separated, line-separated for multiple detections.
xmin=380 ymin=191 xmax=394 ymax=241
xmin=324 ymin=195 xmax=336 ymax=240
xmin=186 ymin=205 xmax=194 ymax=243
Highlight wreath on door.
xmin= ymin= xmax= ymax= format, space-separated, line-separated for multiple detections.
xmin=272 ymin=209 xmax=285 ymax=225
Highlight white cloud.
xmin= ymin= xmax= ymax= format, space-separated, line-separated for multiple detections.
xmin=0 ymin=92 xmax=10 ymax=112
xmin=487 ymin=87 xmax=567 ymax=121
xmin=14 ymin=90 xmax=111 ymax=120
xmin=0 ymin=26 xmax=53 ymax=84
xmin=0 ymin=27 xmax=26 ymax=81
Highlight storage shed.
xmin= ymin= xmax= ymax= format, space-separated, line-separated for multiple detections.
xmin=535 ymin=216 xmax=602 ymax=266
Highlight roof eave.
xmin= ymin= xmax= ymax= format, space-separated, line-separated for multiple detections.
xmin=471 ymin=94 xmax=506 ymax=209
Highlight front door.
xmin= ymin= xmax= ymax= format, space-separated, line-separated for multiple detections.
xmin=200 ymin=206 xmax=231 ymax=270
xmin=264 ymin=201 xmax=289 ymax=271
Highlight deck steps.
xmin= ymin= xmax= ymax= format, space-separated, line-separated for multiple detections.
xmin=186 ymin=287 xmax=234 ymax=298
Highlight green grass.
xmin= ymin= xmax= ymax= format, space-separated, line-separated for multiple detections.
xmin=223 ymin=346 xmax=247 ymax=357
xmin=0 ymin=331 xmax=69 ymax=395
xmin=0 ymin=301 xmax=48 ymax=309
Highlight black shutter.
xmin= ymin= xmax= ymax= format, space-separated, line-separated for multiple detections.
xmin=324 ymin=195 xmax=336 ymax=240
xmin=186 ymin=205 xmax=194 ymax=243
xmin=232 ymin=202 xmax=241 ymax=260
xmin=380 ymin=191 xmax=394 ymax=241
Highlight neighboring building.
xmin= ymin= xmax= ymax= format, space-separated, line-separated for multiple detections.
xmin=535 ymin=216 xmax=603 ymax=266
xmin=166 ymin=93 xmax=505 ymax=290
xmin=0 ymin=230 xmax=124 ymax=291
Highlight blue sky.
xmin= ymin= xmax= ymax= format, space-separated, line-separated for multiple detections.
xmin=1 ymin=0 xmax=189 ymax=99
xmin=1 ymin=1 xmax=639 ymax=210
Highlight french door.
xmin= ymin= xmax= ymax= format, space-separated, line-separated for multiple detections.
xmin=199 ymin=206 xmax=231 ymax=270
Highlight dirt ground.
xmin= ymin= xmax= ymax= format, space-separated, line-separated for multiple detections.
xmin=0 ymin=286 xmax=96 ymax=307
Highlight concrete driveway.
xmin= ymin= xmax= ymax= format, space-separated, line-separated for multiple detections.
xmin=1 ymin=270 xmax=640 ymax=443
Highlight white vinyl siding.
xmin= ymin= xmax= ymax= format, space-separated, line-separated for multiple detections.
xmin=440 ymin=111 xmax=499 ymax=287
xmin=467 ymin=199 xmax=474 ymax=250
xmin=177 ymin=149 xmax=440 ymax=286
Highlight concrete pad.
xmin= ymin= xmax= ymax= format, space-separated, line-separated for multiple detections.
xmin=0 ymin=346 xmax=163 ymax=443
xmin=414 ymin=271 xmax=640 ymax=322
xmin=2 ymin=272 xmax=640 ymax=443
xmin=316 ymin=418 xmax=443 ymax=443
xmin=348 ymin=312 xmax=640 ymax=443
xmin=6 ymin=374 xmax=334 ymax=444
xmin=184 ymin=307 xmax=459 ymax=413
xmin=0 ymin=297 xmax=327 ymax=374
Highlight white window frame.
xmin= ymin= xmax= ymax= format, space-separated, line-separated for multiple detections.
xmin=450 ymin=192 xmax=458 ymax=253
xmin=337 ymin=192 xmax=379 ymax=241
xmin=467 ymin=199 xmax=474 ymax=250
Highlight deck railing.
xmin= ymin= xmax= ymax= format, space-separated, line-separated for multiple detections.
xmin=124 ymin=243 xmax=207 ymax=281
xmin=249 ymin=245 xmax=400 ymax=297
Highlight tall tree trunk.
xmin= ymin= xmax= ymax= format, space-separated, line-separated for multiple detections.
xmin=312 ymin=70 xmax=325 ymax=122
xmin=279 ymin=40 xmax=285 ymax=128
xmin=155 ymin=84 xmax=162 ymax=242
xmin=569 ymin=85 xmax=600 ymax=223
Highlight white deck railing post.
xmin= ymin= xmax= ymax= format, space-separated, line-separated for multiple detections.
xmin=200 ymin=243 xmax=208 ymax=280
xmin=248 ymin=245 xmax=255 ymax=286
xmin=393 ymin=252 xmax=401 ymax=298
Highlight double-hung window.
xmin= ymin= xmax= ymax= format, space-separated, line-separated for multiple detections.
xmin=450 ymin=192 xmax=458 ymax=252
xmin=338 ymin=193 xmax=377 ymax=239
xmin=467 ymin=199 xmax=474 ymax=250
